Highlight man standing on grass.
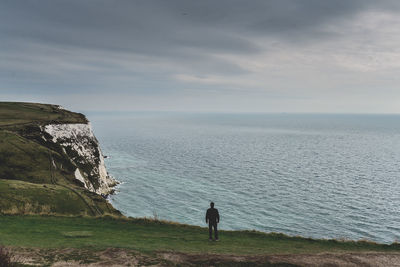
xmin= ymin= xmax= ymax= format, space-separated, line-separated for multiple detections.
xmin=206 ymin=202 xmax=220 ymax=241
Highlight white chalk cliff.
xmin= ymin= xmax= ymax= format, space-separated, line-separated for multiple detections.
xmin=43 ymin=123 xmax=117 ymax=195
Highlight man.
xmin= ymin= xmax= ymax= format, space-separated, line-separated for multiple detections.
xmin=205 ymin=202 xmax=220 ymax=241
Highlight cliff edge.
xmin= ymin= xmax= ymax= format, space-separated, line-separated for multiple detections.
xmin=0 ymin=102 xmax=120 ymax=216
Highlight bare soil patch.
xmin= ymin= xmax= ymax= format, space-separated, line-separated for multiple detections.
xmin=8 ymin=247 xmax=400 ymax=266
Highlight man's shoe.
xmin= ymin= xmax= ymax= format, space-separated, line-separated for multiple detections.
xmin=215 ymin=239 xmax=219 ymax=242
xmin=209 ymin=238 xmax=213 ymax=241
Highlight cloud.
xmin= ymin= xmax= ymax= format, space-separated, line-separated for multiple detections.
xmin=1 ymin=0 xmax=400 ymax=112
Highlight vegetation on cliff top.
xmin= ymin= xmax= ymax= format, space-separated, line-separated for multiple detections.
xmin=0 ymin=102 xmax=86 ymax=127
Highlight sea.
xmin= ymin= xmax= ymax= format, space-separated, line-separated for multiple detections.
xmin=87 ymin=112 xmax=400 ymax=244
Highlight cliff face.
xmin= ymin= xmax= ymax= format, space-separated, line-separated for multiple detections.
xmin=0 ymin=102 xmax=121 ymax=216
xmin=42 ymin=123 xmax=117 ymax=195
xmin=0 ymin=102 xmax=117 ymax=196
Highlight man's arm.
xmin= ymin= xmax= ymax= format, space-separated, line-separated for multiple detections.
xmin=205 ymin=210 xmax=209 ymax=223
xmin=216 ymin=209 xmax=220 ymax=223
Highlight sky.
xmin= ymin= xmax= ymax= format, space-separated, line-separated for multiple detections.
xmin=1 ymin=0 xmax=400 ymax=113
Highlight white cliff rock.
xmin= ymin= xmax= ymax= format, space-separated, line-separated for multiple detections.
xmin=43 ymin=123 xmax=116 ymax=195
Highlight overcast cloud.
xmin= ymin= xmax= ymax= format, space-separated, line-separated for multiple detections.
xmin=1 ymin=0 xmax=400 ymax=113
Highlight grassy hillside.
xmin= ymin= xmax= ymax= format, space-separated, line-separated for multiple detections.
xmin=0 ymin=102 xmax=120 ymax=217
xmin=0 ymin=130 xmax=66 ymax=184
xmin=0 ymin=180 xmax=115 ymax=216
xmin=0 ymin=102 xmax=86 ymax=127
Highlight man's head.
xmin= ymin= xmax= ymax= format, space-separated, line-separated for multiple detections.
xmin=210 ymin=202 xmax=214 ymax=208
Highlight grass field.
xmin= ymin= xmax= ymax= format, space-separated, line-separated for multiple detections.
xmin=1 ymin=215 xmax=399 ymax=255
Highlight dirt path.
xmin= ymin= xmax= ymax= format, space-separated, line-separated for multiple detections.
xmin=8 ymin=247 xmax=400 ymax=266
xmin=158 ymin=251 xmax=400 ymax=266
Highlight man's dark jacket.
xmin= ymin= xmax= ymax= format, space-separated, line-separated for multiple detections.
xmin=206 ymin=207 xmax=220 ymax=224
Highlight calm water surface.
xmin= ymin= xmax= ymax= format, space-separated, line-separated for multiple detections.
xmin=88 ymin=113 xmax=400 ymax=243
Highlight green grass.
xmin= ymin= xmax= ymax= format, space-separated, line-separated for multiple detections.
xmin=0 ymin=215 xmax=399 ymax=255
xmin=0 ymin=130 xmax=64 ymax=184
xmin=0 ymin=102 xmax=86 ymax=127
xmin=0 ymin=180 xmax=117 ymax=216
xmin=62 ymin=231 xmax=94 ymax=238
xmin=0 ymin=179 xmax=119 ymax=216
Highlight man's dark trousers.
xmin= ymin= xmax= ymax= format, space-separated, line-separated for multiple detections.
xmin=209 ymin=222 xmax=218 ymax=240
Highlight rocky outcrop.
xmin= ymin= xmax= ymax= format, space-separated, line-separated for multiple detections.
xmin=42 ymin=123 xmax=117 ymax=195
